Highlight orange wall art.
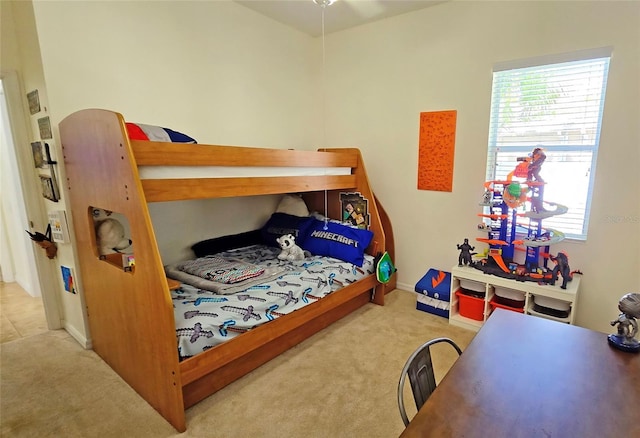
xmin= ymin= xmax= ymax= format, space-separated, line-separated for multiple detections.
xmin=417 ymin=110 xmax=457 ymax=192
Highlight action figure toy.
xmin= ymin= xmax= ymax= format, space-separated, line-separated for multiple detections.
xmin=608 ymin=292 xmax=640 ymax=353
xmin=549 ymin=251 xmax=572 ymax=289
xmin=457 ymin=238 xmax=475 ymax=267
xmin=527 ymin=147 xmax=546 ymax=182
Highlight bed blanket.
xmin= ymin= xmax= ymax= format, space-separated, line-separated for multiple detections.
xmin=178 ymin=256 xmax=265 ymax=284
xmin=165 ymin=258 xmax=285 ymax=295
xmin=170 ymin=245 xmax=375 ymax=360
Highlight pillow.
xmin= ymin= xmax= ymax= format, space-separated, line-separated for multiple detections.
xmin=126 ymin=122 xmax=197 ymax=143
xmin=300 ymin=219 xmax=373 ymax=267
xmin=191 ymin=229 xmax=263 ymax=258
xmin=275 ymin=194 xmax=309 ymax=217
xmin=260 ymin=212 xmax=315 ymax=248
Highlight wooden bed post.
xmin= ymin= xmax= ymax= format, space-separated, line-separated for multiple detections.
xmin=60 ymin=110 xmax=186 ymax=432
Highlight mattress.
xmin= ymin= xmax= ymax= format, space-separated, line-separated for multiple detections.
xmin=170 ymin=244 xmax=374 ymax=360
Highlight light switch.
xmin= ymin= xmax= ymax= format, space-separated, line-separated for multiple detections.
xmin=48 ymin=210 xmax=70 ymax=243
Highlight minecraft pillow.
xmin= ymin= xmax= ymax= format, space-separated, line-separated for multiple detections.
xmin=300 ymin=219 xmax=373 ymax=267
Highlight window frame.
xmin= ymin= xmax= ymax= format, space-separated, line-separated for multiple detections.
xmin=485 ymin=48 xmax=612 ymax=241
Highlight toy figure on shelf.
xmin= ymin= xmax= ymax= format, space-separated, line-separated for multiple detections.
xmin=457 ymin=238 xmax=475 ymax=267
xmin=608 ymin=293 xmax=640 ymax=353
xmin=511 ymin=147 xmax=546 ymax=182
xmin=526 ymin=147 xmax=546 ymax=182
xmin=549 ymin=251 xmax=572 ymax=289
xmin=480 ymin=189 xmax=492 ymax=206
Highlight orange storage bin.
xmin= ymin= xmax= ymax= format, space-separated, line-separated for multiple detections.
xmin=489 ymin=296 xmax=525 ymax=314
xmin=455 ymin=290 xmax=485 ymax=321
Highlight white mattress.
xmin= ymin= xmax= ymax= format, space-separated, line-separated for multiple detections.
xmin=139 ymin=166 xmax=351 ymax=180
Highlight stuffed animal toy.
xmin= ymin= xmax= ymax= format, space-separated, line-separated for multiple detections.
xmin=276 ymin=234 xmax=305 ymax=261
xmin=95 ymin=218 xmax=132 ymax=255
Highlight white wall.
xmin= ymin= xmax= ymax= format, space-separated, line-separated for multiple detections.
xmin=324 ymin=0 xmax=640 ymax=333
xmin=32 ymin=1 xmax=318 ymax=148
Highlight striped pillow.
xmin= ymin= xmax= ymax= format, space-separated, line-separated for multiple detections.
xmin=126 ymin=122 xmax=197 ymax=143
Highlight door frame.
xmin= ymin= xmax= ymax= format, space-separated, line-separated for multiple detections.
xmin=1 ymin=70 xmax=62 ymax=329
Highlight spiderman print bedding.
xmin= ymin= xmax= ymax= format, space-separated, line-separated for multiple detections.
xmin=169 ymin=244 xmax=374 ymax=360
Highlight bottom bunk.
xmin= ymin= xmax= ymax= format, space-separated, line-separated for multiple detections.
xmin=169 ymin=244 xmax=375 ymax=360
xmin=180 ymin=273 xmax=378 ymax=408
xmin=163 ymin=214 xmax=385 ymax=409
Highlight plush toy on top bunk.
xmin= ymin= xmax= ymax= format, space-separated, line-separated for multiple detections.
xmin=276 ymin=234 xmax=306 ymax=261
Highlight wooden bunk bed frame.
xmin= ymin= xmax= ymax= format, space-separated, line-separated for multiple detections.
xmin=59 ymin=108 xmax=396 ymax=431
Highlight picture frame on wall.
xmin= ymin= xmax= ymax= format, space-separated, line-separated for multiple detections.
xmin=31 ymin=141 xmax=47 ymax=168
xmin=38 ymin=116 xmax=53 ymax=139
xmin=40 ymin=175 xmax=58 ymax=202
xmin=60 ymin=266 xmax=77 ymax=294
xmin=27 ymin=90 xmax=40 ymax=115
xmin=340 ymin=192 xmax=370 ymax=229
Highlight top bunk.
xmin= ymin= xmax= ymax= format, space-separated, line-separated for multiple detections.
xmin=60 ymin=108 xmax=366 ymax=202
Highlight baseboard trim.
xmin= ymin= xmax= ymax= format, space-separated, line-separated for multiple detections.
xmin=64 ymin=321 xmax=92 ymax=349
xmin=396 ymin=281 xmax=414 ymax=293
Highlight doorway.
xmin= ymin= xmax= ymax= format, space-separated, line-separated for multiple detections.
xmin=0 ymin=72 xmax=61 ymax=329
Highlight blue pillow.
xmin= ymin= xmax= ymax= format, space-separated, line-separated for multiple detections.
xmin=301 ymin=219 xmax=373 ymax=267
xmin=260 ymin=213 xmax=315 ymax=248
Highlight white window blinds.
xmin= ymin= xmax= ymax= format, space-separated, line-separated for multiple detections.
xmin=486 ymin=50 xmax=611 ymax=240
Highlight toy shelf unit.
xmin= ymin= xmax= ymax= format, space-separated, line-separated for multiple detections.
xmin=450 ymin=149 xmax=583 ymax=332
xmin=449 ymin=265 xmax=580 ymax=332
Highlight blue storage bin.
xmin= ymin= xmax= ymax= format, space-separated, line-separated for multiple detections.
xmin=415 ymin=269 xmax=451 ymax=318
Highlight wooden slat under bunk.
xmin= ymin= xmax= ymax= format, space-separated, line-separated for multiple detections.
xmin=59 ymin=109 xmax=395 ymax=432
xmin=132 ymin=141 xmax=358 ymax=201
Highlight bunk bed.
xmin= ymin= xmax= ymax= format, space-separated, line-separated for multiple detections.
xmin=59 ymin=108 xmax=396 ymax=432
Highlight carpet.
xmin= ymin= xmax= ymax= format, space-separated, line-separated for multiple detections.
xmin=0 ymin=289 xmax=475 ymax=437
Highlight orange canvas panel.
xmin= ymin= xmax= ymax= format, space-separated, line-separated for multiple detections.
xmin=418 ymin=110 xmax=457 ymax=192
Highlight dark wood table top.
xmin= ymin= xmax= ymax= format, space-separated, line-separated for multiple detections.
xmin=400 ymin=309 xmax=640 ymax=437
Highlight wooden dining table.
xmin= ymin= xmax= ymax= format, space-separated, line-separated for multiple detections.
xmin=400 ymin=308 xmax=640 ymax=437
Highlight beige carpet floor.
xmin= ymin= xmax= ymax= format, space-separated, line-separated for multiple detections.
xmin=0 ymin=289 xmax=475 ymax=437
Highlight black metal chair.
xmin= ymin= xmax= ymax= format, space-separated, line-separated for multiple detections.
xmin=397 ymin=337 xmax=463 ymax=426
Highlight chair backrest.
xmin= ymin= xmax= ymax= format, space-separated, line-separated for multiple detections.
xmin=397 ymin=337 xmax=463 ymax=426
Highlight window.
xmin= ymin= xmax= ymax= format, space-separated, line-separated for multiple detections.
xmin=486 ymin=48 xmax=611 ymax=240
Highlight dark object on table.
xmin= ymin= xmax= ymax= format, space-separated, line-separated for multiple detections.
xmin=608 ymin=292 xmax=640 ymax=353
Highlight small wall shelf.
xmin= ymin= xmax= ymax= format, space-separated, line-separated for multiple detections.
xmin=449 ymin=265 xmax=581 ymax=332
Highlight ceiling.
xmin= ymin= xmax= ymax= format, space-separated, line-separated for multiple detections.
xmin=235 ymin=0 xmax=446 ymax=37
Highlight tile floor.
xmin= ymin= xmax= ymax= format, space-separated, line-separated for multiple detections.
xmin=0 ymin=281 xmax=48 ymax=344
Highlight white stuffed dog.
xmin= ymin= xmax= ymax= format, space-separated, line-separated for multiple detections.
xmin=95 ymin=218 xmax=132 ymax=255
xmin=276 ymin=234 xmax=305 ymax=261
